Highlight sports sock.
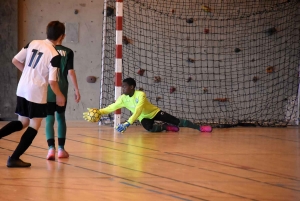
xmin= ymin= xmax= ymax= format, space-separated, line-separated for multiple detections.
xmin=149 ymin=124 xmax=165 ymax=132
xmin=45 ymin=115 xmax=55 ymax=140
xmin=56 ymin=112 xmax=66 ymax=138
xmin=178 ymin=119 xmax=199 ymax=130
xmin=58 ymin=138 xmax=66 ymax=149
xmin=11 ymin=127 xmax=37 ymax=159
xmin=0 ymin=121 xmax=23 ymax=139
xmin=56 ymin=113 xmax=66 ymax=149
xmin=47 ymin=139 xmax=55 ymax=149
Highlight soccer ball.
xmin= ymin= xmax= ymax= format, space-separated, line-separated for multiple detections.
xmin=84 ymin=108 xmax=101 ymax=122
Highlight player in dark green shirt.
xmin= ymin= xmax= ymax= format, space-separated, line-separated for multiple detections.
xmin=84 ymin=78 xmax=212 ymax=133
xmin=46 ymin=35 xmax=80 ymax=160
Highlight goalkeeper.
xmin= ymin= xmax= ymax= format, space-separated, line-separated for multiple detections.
xmin=84 ymin=78 xmax=212 ymax=133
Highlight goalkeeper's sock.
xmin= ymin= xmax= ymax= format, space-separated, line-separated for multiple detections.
xmin=148 ymin=124 xmax=179 ymax=132
xmin=178 ymin=119 xmax=199 ymax=130
xmin=149 ymin=124 xmax=165 ymax=132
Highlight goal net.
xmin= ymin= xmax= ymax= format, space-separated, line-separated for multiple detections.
xmin=101 ymin=0 xmax=300 ymax=127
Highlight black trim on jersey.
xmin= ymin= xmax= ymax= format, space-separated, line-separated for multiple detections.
xmin=50 ymin=54 xmax=61 ymax=69
xmin=24 ymin=42 xmax=30 ymax=49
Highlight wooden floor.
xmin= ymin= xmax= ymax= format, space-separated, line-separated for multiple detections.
xmin=0 ymin=121 xmax=299 ymax=201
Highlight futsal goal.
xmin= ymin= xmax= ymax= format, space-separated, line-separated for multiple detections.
xmin=100 ymin=0 xmax=300 ymax=127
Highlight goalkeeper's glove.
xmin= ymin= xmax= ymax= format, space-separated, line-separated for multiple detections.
xmin=115 ymin=121 xmax=131 ymax=133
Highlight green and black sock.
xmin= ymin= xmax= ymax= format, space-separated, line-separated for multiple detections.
xmin=148 ymin=124 xmax=166 ymax=132
xmin=57 ymin=113 xmax=66 ymax=149
xmin=178 ymin=119 xmax=199 ymax=130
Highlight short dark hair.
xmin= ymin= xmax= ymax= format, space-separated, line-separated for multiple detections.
xmin=46 ymin=21 xmax=65 ymax=40
xmin=123 ymin=77 xmax=136 ymax=88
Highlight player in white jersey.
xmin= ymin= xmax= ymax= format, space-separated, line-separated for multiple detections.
xmin=0 ymin=21 xmax=66 ymax=168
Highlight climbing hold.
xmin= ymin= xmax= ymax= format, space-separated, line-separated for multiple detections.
xmin=123 ymin=36 xmax=130 ymax=45
xmin=266 ymin=66 xmax=274 ymax=73
xmin=86 ymin=76 xmax=97 ymax=83
xmin=252 ymin=76 xmax=258 ymax=82
xmin=204 ymin=28 xmax=209 ymax=34
xmin=234 ymin=48 xmax=241 ymax=53
xmin=138 ymin=87 xmax=144 ymax=91
xmin=154 ymin=76 xmax=161 ymax=83
xmin=213 ymin=98 xmax=228 ymax=102
xmin=266 ymin=27 xmax=277 ymax=36
xmin=170 ymin=86 xmax=176 ymax=93
xmin=156 ymin=96 xmax=162 ymax=102
xmin=201 ymin=5 xmax=211 ymax=12
xmin=74 ymin=9 xmax=79 ymax=14
xmin=105 ymin=6 xmax=114 ymax=17
xmin=187 ymin=58 xmax=195 ymax=63
xmin=186 ymin=18 xmax=193 ymax=23
xmin=137 ymin=69 xmax=145 ymax=76
xmin=187 ymin=77 xmax=192 ymax=82
xmin=203 ymin=87 xmax=208 ymax=93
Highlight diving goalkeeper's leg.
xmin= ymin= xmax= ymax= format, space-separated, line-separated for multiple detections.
xmin=178 ymin=119 xmax=212 ymax=132
xmin=156 ymin=111 xmax=212 ymax=132
xmin=141 ymin=117 xmax=179 ymax=132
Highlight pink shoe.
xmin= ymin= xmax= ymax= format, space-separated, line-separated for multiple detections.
xmin=165 ymin=124 xmax=179 ymax=132
xmin=200 ymin=125 xmax=212 ymax=132
xmin=47 ymin=148 xmax=55 ymax=160
xmin=58 ymin=149 xmax=69 ymax=158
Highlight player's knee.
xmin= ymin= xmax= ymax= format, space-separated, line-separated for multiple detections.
xmin=18 ymin=117 xmax=29 ymax=128
xmin=29 ymin=118 xmax=43 ymax=130
xmin=21 ymin=121 xmax=29 ymax=128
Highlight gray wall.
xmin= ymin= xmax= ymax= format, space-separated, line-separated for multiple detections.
xmin=0 ymin=0 xmax=18 ymax=120
xmin=16 ymin=0 xmax=104 ymax=120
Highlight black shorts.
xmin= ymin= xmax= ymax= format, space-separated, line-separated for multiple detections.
xmin=141 ymin=110 xmax=180 ymax=131
xmin=15 ymin=96 xmax=47 ymax=119
xmin=47 ymin=102 xmax=67 ymax=115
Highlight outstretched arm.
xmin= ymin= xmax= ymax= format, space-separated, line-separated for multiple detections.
xmin=100 ymin=97 xmax=124 ymax=114
xmin=83 ymin=96 xmax=125 ymax=122
xmin=68 ymin=69 xmax=80 ymax=103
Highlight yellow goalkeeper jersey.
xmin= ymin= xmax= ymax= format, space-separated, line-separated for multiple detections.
xmin=100 ymin=90 xmax=160 ymax=124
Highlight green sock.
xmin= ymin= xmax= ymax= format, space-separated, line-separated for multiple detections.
xmin=56 ymin=113 xmax=66 ymax=149
xmin=178 ymin=119 xmax=199 ymax=130
xmin=45 ymin=115 xmax=55 ymax=141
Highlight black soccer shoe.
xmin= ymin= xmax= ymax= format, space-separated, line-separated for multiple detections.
xmin=7 ymin=156 xmax=31 ymax=168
